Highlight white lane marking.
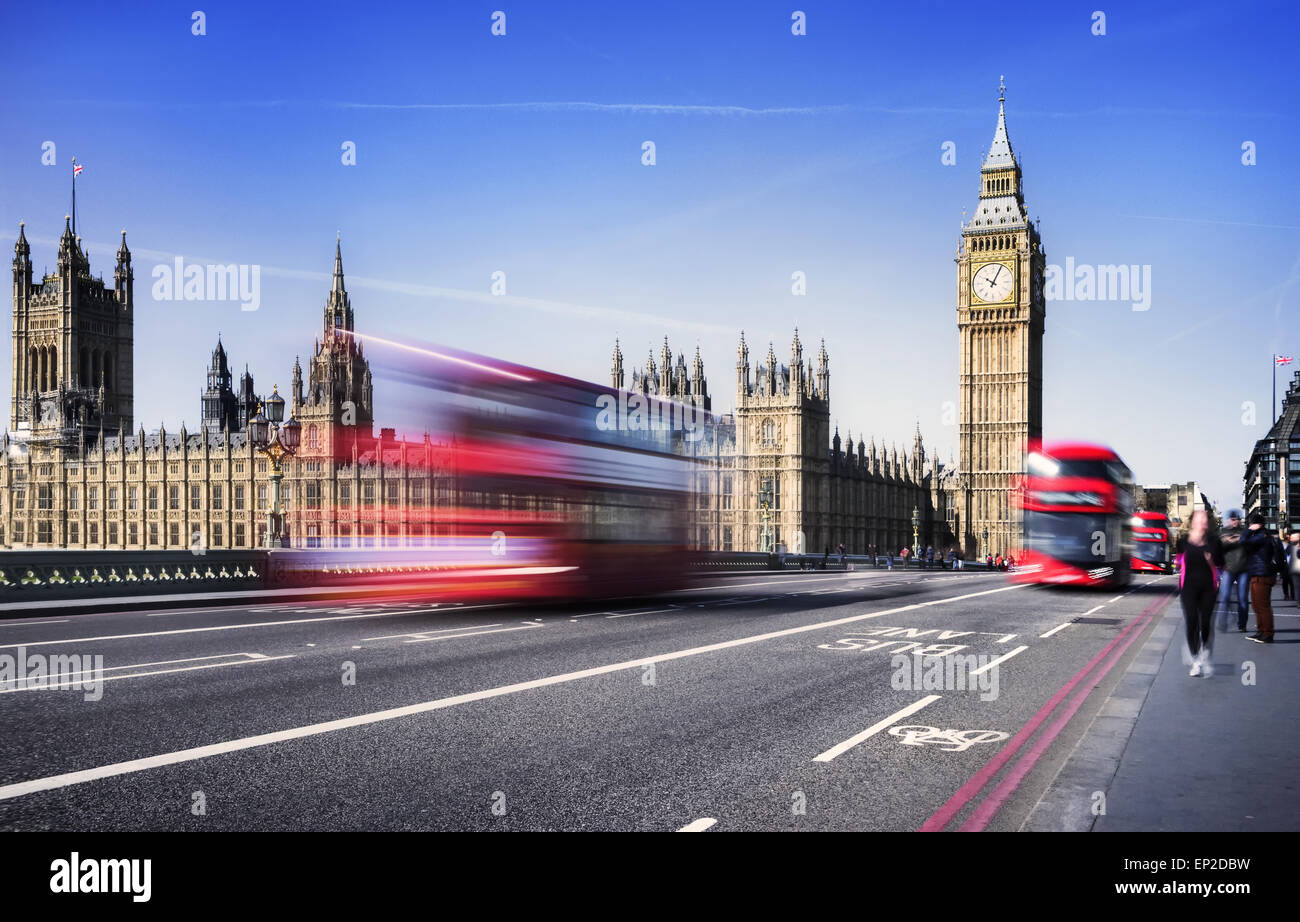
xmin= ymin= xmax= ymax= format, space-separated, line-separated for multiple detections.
xmin=969 ymin=645 xmax=1028 ymax=675
xmin=0 ymin=604 xmax=504 ymax=650
xmin=678 ymin=818 xmax=717 ymax=832
xmin=1080 ymin=605 xmax=1105 ymax=617
xmin=671 ymin=571 xmax=968 ymax=594
xmin=404 ymin=624 xmax=542 ymax=643
xmin=1040 ymin=623 xmax=1072 ymax=638
xmin=0 ymin=582 xmax=1028 ymax=801
xmin=813 ymin=696 xmax=942 ymax=762
xmin=994 ymin=633 xmax=1018 ymax=644
xmin=606 ymin=608 xmax=680 ymax=619
xmin=0 ymin=652 xmax=269 ymax=688
xmin=0 ymin=620 xmax=71 ymax=628
xmin=0 ymin=654 xmax=295 ymax=692
xmin=361 ymin=624 xmax=504 ymax=642
xmin=712 ymin=597 xmax=777 ymax=606
xmin=1107 ymin=595 xmax=1124 ymax=603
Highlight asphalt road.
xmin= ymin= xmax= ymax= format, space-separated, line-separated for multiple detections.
xmin=0 ymin=568 xmax=1177 ymax=831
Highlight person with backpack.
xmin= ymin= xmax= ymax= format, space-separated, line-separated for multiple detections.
xmin=1238 ymin=512 xmax=1278 ymax=644
xmin=1216 ymin=510 xmax=1251 ymax=632
xmin=1175 ymin=509 xmax=1224 ymax=677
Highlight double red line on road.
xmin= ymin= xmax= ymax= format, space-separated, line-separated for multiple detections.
xmin=919 ymin=590 xmax=1175 ymax=832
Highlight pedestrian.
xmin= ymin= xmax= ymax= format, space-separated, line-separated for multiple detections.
xmin=1283 ymin=532 xmax=1295 ymax=602
xmin=1216 ymin=510 xmax=1251 ymax=632
xmin=1290 ymin=533 xmax=1300 ymax=604
xmin=838 ymin=542 xmax=846 ymax=566
xmin=925 ymin=545 xmax=935 ymax=570
xmin=1238 ymin=512 xmax=1278 ymax=644
xmin=901 ymin=546 xmax=910 ymax=570
xmin=948 ymin=547 xmax=958 ymax=570
xmin=995 ymin=553 xmax=1004 ymax=571
xmin=1174 ymin=508 xmax=1223 ymax=676
xmin=886 ymin=549 xmax=893 ymax=571
xmin=821 ymin=546 xmax=830 ymax=571
xmin=985 ymin=553 xmax=993 ymax=568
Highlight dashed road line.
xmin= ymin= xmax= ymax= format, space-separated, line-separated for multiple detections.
xmin=678 ymin=818 xmax=717 ymax=832
xmin=813 ymin=696 xmax=942 ymax=762
xmin=969 ymin=646 xmax=1028 ymax=675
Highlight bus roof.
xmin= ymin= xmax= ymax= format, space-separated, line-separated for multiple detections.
xmin=1038 ymin=441 xmax=1124 ymax=461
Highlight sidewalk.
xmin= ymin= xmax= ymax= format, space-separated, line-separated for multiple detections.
xmin=1026 ymin=583 xmax=1300 ymax=832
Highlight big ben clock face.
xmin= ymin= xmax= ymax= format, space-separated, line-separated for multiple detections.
xmin=972 ymin=262 xmax=1014 ymax=303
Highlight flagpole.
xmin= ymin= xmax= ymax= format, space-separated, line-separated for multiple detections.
xmin=1274 ymin=354 xmax=1278 ymax=423
xmin=71 ymin=156 xmax=76 ymax=237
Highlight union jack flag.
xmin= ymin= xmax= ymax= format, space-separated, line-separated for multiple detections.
xmin=1277 ymin=355 xmax=1293 ymax=366
xmin=73 ymin=163 xmax=83 ymax=177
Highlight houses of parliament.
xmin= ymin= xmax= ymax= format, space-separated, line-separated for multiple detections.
xmin=1 ymin=89 xmax=1043 ymax=557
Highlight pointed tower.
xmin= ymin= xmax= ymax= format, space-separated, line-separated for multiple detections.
xmin=298 ymin=237 xmax=374 ymax=456
xmin=736 ymin=332 xmax=750 ymax=396
xmin=790 ymin=328 xmax=804 ymax=396
xmin=201 ymin=337 xmax=239 ymax=434
xmin=816 ymin=338 xmax=829 ymax=399
xmin=691 ymin=346 xmax=709 ymax=409
xmin=957 ymin=77 xmax=1045 ymax=557
xmin=611 ymin=339 xmax=625 ymax=390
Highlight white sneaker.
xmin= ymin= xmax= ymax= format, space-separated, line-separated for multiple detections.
xmin=1189 ymin=660 xmax=1202 ymax=677
xmin=1202 ymin=659 xmax=1214 ymax=678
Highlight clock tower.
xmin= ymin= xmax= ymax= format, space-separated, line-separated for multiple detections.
xmin=957 ymin=79 xmax=1045 ymax=558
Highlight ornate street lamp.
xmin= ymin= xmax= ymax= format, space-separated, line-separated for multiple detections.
xmin=758 ymin=478 xmax=774 ymax=554
xmin=250 ymin=385 xmax=300 ymax=548
xmin=912 ymin=506 xmax=920 ymax=560
xmin=982 ymin=526 xmax=989 ymax=562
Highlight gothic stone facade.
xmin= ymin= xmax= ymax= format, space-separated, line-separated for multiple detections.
xmin=1 ymin=227 xmax=451 ymax=550
xmin=611 ymin=333 xmax=958 ymax=556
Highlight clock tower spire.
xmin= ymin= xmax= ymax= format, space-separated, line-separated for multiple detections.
xmin=957 ymin=79 xmax=1046 ymax=558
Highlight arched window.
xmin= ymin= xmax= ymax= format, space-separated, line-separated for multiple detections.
xmin=761 ymin=418 xmax=775 ymax=445
xmin=30 ymin=348 xmax=38 ymax=390
xmin=307 ymin=424 xmax=320 ymax=451
xmin=91 ymin=350 xmax=100 ymax=387
xmin=103 ymin=351 xmax=112 ymax=390
xmin=80 ymin=347 xmax=89 ymax=386
xmin=50 ymin=346 xmax=57 ymax=389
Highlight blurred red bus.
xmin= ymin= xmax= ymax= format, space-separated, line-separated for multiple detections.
xmin=1130 ymin=510 xmax=1172 ymax=574
xmin=277 ymin=335 xmax=705 ymax=602
xmin=1012 ymin=442 xmax=1134 ymax=588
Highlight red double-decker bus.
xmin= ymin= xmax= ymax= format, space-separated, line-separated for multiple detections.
xmin=273 ymin=334 xmax=703 ymax=602
xmin=1012 ymin=441 xmax=1135 ymax=588
xmin=1130 ymin=510 xmax=1172 ymax=574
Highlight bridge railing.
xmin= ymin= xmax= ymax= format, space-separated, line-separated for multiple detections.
xmin=0 ymin=548 xmax=997 ymax=605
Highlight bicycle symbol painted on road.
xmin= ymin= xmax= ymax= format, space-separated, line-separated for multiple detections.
xmin=888 ymin=725 xmax=1009 ymax=752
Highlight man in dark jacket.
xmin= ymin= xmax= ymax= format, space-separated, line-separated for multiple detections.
xmin=1217 ymin=510 xmax=1251 ymax=632
xmin=1238 ymin=513 xmax=1277 ymax=643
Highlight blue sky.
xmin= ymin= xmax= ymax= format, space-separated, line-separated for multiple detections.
xmin=1 ymin=0 xmax=1297 ymax=509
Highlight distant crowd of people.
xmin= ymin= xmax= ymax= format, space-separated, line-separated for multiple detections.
xmin=1174 ymin=508 xmax=1293 ymax=679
